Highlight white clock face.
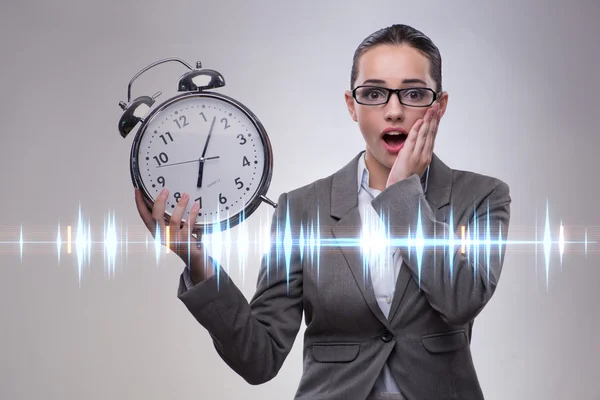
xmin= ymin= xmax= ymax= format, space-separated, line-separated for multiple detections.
xmin=136 ymin=94 xmax=268 ymax=227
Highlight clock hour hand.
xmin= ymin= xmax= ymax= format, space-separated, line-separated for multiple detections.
xmin=197 ymin=158 xmax=205 ymax=188
xmin=196 ymin=155 xmax=221 ymax=187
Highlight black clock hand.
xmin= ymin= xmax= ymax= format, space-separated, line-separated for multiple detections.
xmin=198 ymin=117 xmax=216 ymax=188
xmin=197 ymin=158 xmax=205 ymax=188
xmin=155 ymin=156 xmax=219 ymax=168
xmin=201 ymin=116 xmax=216 ymax=158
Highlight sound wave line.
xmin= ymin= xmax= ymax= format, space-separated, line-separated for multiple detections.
xmin=4 ymin=198 xmax=598 ymax=291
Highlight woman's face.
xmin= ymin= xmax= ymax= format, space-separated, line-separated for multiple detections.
xmin=345 ymin=44 xmax=448 ymax=170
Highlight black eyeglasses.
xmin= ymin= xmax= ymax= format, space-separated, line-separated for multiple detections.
xmin=352 ymin=86 xmax=439 ymax=107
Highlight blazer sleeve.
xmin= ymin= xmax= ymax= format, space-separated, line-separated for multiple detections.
xmin=371 ymin=174 xmax=511 ymax=327
xmin=176 ymin=192 xmax=303 ymax=385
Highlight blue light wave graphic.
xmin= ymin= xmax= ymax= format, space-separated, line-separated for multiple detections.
xmin=5 ymin=199 xmax=597 ymax=291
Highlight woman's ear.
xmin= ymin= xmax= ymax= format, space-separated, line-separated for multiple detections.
xmin=344 ymin=90 xmax=358 ymax=122
xmin=438 ymin=91 xmax=449 ymax=117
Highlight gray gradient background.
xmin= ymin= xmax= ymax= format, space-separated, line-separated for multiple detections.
xmin=1 ymin=0 xmax=599 ymax=399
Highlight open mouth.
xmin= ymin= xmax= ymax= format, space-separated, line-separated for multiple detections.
xmin=383 ymin=132 xmax=407 ymax=145
xmin=382 ymin=132 xmax=407 ymax=152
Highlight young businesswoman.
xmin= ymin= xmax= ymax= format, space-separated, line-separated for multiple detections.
xmin=135 ymin=24 xmax=511 ymax=400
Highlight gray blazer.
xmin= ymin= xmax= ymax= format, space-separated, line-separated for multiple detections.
xmin=177 ymin=150 xmax=511 ymax=400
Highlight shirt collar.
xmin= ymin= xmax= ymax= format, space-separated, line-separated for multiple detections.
xmin=357 ymin=151 xmax=370 ymax=193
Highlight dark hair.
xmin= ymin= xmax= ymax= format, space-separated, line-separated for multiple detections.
xmin=350 ymin=24 xmax=442 ymax=92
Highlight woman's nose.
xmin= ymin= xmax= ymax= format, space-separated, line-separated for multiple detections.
xmin=384 ymin=93 xmax=405 ymax=121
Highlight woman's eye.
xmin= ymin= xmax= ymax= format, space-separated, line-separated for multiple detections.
xmin=368 ymin=90 xmax=385 ymax=99
xmin=405 ymin=89 xmax=424 ymax=99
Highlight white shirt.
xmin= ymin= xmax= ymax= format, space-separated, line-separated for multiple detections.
xmin=356 ymin=152 xmax=402 ymax=394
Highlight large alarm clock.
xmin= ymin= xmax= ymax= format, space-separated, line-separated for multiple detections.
xmin=117 ymin=58 xmax=277 ymax=236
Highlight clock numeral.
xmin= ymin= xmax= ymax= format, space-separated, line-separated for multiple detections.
xmin=199 ymin=112 xmax=207 ymax=122
xmin=242 ymin=156 xmax=250 ymax=167
xmin=173 ymin=115 xmax=189 ymax=129
xmin=153 ymin=152 xmax=169 ymax=166
xmin=219 ymin=193 xmax=227 ymax=204
xmin=172 ymin=193 xmax=202 ymax=207
xmin=157 ymin=176 xmax=165 ymax=187
xmin=235 ymin=177 xmax=244 ymax=190
xmin=221 ymin=117 xmax=231 ymax=130
xmin=159 ymin=132 xmax=174 ymax=145
xmin=237 ymin=134 xmax=247 ymax=145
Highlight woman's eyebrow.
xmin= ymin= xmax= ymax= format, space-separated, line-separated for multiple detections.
xmin=362 ymin=78 xmax=387 ymax=85
xmin=361 ymin=78 xmax=428 ymax=86
xmin=401 ymin=78 xmax=428 ymax=85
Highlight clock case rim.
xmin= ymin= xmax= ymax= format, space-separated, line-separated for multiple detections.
xmin=130 ymin=90 xmax=274 ymax=235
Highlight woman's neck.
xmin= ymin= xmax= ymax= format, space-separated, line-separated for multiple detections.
xmin=364 ymin=150 xmax=390 ymax=191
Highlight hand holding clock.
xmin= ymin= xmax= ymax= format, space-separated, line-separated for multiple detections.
xmin=127 ymin=82 xmax=273 ymax=279
xmin=135 ymin=187 xmax=214 ymax=283
xmin=134 ymin=115 xmax=218 ymax=275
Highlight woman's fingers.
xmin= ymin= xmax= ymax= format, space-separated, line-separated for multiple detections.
xmin=403 ymin=117 xmax=423 ymax=155
xmin=424 ymin=108 xmax=441 ymax=161
xmin=182 ymin=201 xmax=199 ymax=233
xmin=181 ymin=201 xmax=200 ymax=250
xmin=170 ymin=193 xmax=189 ymax=231
xmin=135 ymin=187 xmax=202 ymax=262
xmin=414 ymin=105 xmax=435 ymax=158
xmin=169 ymin=193 xmax=190 ymax=251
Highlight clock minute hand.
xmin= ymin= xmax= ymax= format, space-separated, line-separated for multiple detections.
xmin=201 ymin=116 xmax=216 ymax=157
xmin=156 ymin=156 xmax=219 ymax=169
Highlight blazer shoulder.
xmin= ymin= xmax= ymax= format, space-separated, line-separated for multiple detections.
xmin=282 ymin=180 xmax=316 ymax=202
xmin=273 ymin=177 xmax=324 ymax=219
xmin=451 ymin=168 xmax=511 ymax=203
xmin=284 ymin=173 xmax=333 ymax=202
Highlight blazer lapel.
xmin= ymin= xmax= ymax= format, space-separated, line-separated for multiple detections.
xmin=387 ymin=152 xmax=454 ymax=322
xmin=330 ymin=152 xmax=391 ymax=329
xmin=422 ymin=152 xmax=453 ymax=211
